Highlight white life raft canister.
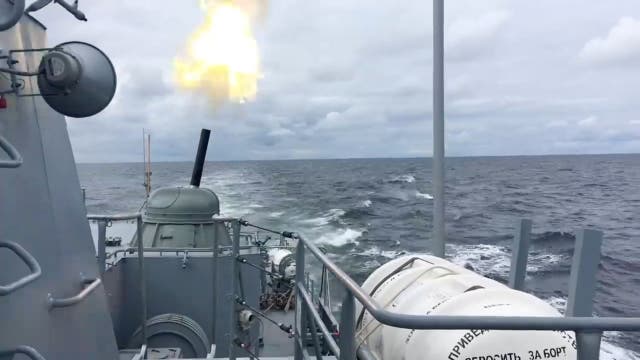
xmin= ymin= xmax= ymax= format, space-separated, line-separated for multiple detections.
xmin=356 ymin=255 xmax=577 ymax=360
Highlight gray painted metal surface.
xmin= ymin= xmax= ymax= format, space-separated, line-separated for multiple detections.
xmin=144 ymin=187 xmax=220 ymax=224
xmin=338 ymin=292 xmax=356 ymax=360
xmin=47 ymin=276 xmax=102 ymax=308
xmin=101 ymin=251 xmax=262 ymax=357
xmin=98 ymin=220 xmax=108 ymax=276
xmin=0 ymin=0 xmax=24 ymax=31
xmin=432 ymin=0 xmax=446 ymax=258
xmin=136 ymin=215 xmax=148 ymax=354
xmin=294 ymin=241 xmax=306 ymax=360
xmin=0 ymin=13 xmax=118 ymax=359
xmin=0 ymin=133 xmax=23 ymax=167
xmin=566 ymin=229 xmax=603 ymax=317
xmin=566 ymin=229 xmax=604 ymax=360
xmin=508 ymin=219 xmax=532 ymax=290
xmin=0 ymin=241 xmax=42 ymax=295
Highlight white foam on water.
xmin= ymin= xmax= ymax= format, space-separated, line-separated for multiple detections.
xmin=545 ymin=297 xmax=639 ymax=359
xmin=301 ymin=208 xmax=346 ymax=227
xmin=600 ymin=337 xmax=640 ymax=360
xmin=269 ymin=211 xmax=284 ymax=218
xmin=391 ymin=174 xmax=415 ymax=183
xmin=360 ymin=246 xmax=405 ymax=259
xmin=416 ymin=191 xmax=434 ymax=200
xmin=316 ymin=228 xmax=363 ymax=246
xmin=450 ymin=244 xmax=566 ymax=276
xmin=248 ymin=203 xmax=264 ymax=208
xmin=527 ymin=253 xmax=568 ymax=272
xmin=360 ymin=199 xmax=372 ymax=208
xmin=546 ymin=296 xmax=568 ymax=314
xmin=219 ymin=200 xmax=255 ymax=217
xmin=449 ymin=243 xmax=512 ymax=275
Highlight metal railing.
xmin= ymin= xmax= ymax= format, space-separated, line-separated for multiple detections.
xmin=89 ymin=215 xmax=640 ymax=360
xmin=89 ymin=214 xmax=257 ymax=360
xmin=0 ymin=241 xmax=42 ymax=295
xmin=88 ymin=213 xmax=148 ymax=358
xmin=0 ymin=134 xmax=23 ymax=168
xmin=0 ymin=345 xmax=45 ymax=360
xmin=47 ymin=275 xmax=102 ymax=309
xmin=281 ymin=220 xmax=640 ymax=360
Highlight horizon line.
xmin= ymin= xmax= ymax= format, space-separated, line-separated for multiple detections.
xmin=75 ymin=152 xmax=640 ymax=165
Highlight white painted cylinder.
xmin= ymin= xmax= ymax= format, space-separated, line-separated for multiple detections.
xmin=356 ymin=255 xmax=577 ymax=360
xmin=268 ymin=248 xmax=296 ymax=279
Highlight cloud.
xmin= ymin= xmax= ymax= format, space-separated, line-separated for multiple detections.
xmin=446 ymin=10 xmax=511 ymax=60
xmin=578 ymin=115 xmax=598 ymax=127
xmin=579 ymin=17 xmax=640 ymax=66
xmin=25 ymin=0 xmax=640 ymax=162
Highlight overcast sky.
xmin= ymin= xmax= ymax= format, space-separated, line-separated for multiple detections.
xmin=35 ymin=0 xmax=640 ymax=162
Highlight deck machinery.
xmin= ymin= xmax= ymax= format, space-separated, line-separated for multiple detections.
xmin=1 ymin=2 xmax=640 ymax=360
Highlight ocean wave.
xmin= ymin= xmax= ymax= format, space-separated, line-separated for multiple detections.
xmin=450 ymin=244 xmax=566 ymax=277
xmin=360 ymin=199 xmax=372 ymax=208
xmin=416 ymin=191 xmax=433 ymax=200
xmin=343 ymin=208 xmax=373 ymax=221
xmin=248 ymin=203 xmax=264 ymax=208
xmin=359 ymin=246 xmax=406 ymax=259
xmin=388 ymin=174 xmax=415 ymax=183
xmin=532 ymin=231 xmax=575 ymax=244
xmin=527 ymin=253 xmax=569 ymax=272
xmin=301 ymin=208 xmax=346 ymax=226
xmin=220 ymin=202 xmax=255 ymax=217
xmin=316 ymin=228 xmax=363 ymax=247
xmin=601 ymin=341 xmax=640 ymax=360
xmin=545 ymin=297 xmax=639 ymax=359
xmin=269 ymin=211 xmax=284 ymax=218
xmin=450 ymin=244 xmax=511 ymax=276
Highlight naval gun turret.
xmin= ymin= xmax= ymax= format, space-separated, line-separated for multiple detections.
xmin=132 ymin=129 xmax=232 ymax=248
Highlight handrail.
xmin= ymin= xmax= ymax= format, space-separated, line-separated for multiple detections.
xmin=0 ymin=345 xmax=46 ymax=360
xmin=48 ymin=276 xmax=102 ymax=309
xmin=131 ymin=344 xmax=147 ymax=360
xmin=0 ymin=241 xmax=42 ymax=295
xmin=0 ymin=134 xmax=23 ymax=168
xmin=104 ymin=245 xmax=260 ymax=260
xmin=296 ymin=282 xmax=340 ymax=356
xmin=0 ymin=0 xmax=25 ymax=31
xmin=293 ymin=233 xmax=640 ymax=332
xmin=87 ymin=213 xmax=141 ymax=221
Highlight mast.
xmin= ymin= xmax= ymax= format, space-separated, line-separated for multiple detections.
xmin=143 ymin=129 xmax=152 ymax=197
xmin=432 ymin=0 xmax=446 ymax=257
xmin=147 ymin=132 xmax=151 ymax=196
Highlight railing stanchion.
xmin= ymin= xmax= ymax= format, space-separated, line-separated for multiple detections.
xmin=307 ymin=307 xmax=323 ymax=360
xmin=508 ymin=219 xmax=531 ymax=290
xmin=295 ymin=240 xmax=306 ymax=360
xmin=97 ymin=220 xmax=107 ymax=276
xmin=566 ymin=229 xmax=603 ymax=317
xmin=576 ymin=331 xmax=602 ymax=360
xmin=210 ymin=220 xmax=219 ymax=355
xmin=229 ymin=219 xmax=241 ymax=360
xmin=566 ymin=229 xmax=603 ymax=360
xmin=339 ymin=291 xmax=356 ymax=360
xmin=136 ymin=215 xmax=147 ymax=359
